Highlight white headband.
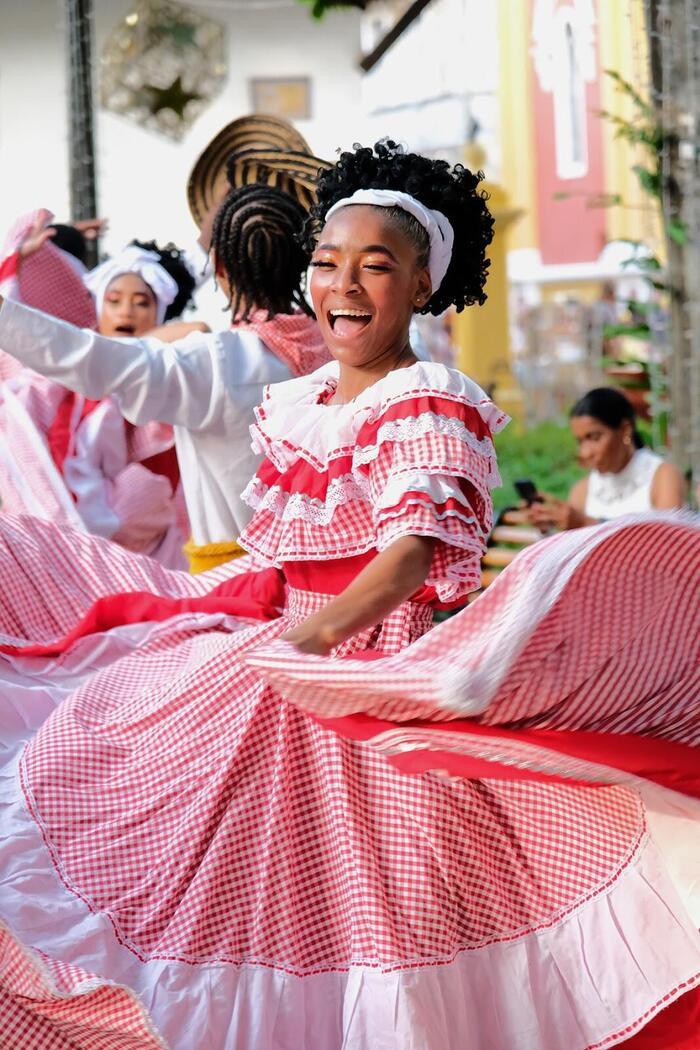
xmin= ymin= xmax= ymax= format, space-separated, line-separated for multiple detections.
xmin=325 ymin=188 xmax=455 ymax=295
xmin=84 ymin=246 xmax=178 ymax=326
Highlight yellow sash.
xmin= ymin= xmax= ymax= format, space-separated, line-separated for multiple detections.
xmin=183 ymin=538 xmax=246 ymax=574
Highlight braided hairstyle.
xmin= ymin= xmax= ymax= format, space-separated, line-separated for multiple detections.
xmin=130 ymin=239 xmax=196 ymax=321
xmin=305 ymin=140 xmax=494 ymax=316
xmin=210 ymin=183 xmax=313 ymax=321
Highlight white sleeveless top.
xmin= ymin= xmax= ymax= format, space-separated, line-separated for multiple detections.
xmin=585 ymin=447 xmax=663 ymax=520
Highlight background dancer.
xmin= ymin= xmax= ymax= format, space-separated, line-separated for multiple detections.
xmin=0 ymin=141 xmax=696 ymax=1048
xmin=0 ymin=181 xmax=328 ymax=572
xmin=0 ymin=229 xmax=200 ymax=566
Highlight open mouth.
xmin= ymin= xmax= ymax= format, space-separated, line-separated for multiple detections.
xmin=328 ymin=308 xmax=372 ymax=338
xmin=114 ymin=324 xmax=137 ymax=336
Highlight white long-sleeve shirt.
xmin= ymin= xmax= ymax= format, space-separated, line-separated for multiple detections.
xmin=0 ymin=299 xmax=292 ymax=544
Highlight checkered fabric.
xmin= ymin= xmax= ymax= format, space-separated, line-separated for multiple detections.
xmin=238 ymin=310 xmax=330 ymax=377
xmin=248 ymin=515 xmax=700 ymax=798
xmin=0 ymin=364 xmax=696 ymax=1044
xmin=0 ymin=920 xmax=165 ymax=1049
xmin=0 ymin=513 xmax=258 ymax=650
xmin=20 ymin=578 xmax=647 ymax=973
xmin=0 ymin=209 xmax=96 ymax=329
xmin=241 ymin=373 xmax=504 ymax=603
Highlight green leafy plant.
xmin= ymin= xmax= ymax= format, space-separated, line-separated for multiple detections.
xmin=296 ymin=0 xmax=366 ymax=17
xmin=493 ymin=421 xmax=584 ymax=514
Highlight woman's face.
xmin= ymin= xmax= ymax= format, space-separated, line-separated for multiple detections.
xmin=570 ymin=414 xmax=632 ymax=473
xmin=309 ymin=205 xmax=431 ymax=369
xmin=99 ymin=273 xmax=158 ymax=337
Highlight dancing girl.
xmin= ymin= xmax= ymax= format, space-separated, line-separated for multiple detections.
xmin=0 ymin=142 xmax=697 ymax=1049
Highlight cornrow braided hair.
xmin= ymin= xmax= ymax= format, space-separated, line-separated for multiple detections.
xmin=210 ymin=183 xmax=313 ymax=322
xmin=305 ymin=140 xmax=495 ymax=316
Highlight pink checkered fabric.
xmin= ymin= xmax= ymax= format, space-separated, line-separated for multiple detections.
xmin=240 ymin=366 xmax=505 ymax=603
xmin=0 ymin=357 xmax=696 ymax=1045
xmin=0 ymin=921 xmax=165 ymax=1049
xmin=0 ymin=514 xmax=258 ymax=649
xmin=0 ymin=208 xmax=96 ymax=328
xmin=247 ymin=515 xmax=700 ymax=793
xmin=238 ymin=309 xmax=330 ymax=377
xmin=19 ymin=572 xmax=648 ymax=973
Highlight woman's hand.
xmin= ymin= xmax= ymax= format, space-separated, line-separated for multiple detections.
xmin=280 ymin=618 xmax=338 ymax=655
xmin=279 ymin=535 xmax=436 ymax=656
xmin=19 ymin=218 xmax=56 ymax=259
xmin=526 ymin=495 xmax=587 ymax=532
xmin=146 ymin=320 xmax=211 ymax=342
xmin=72 ymin=217 xmax=108 ymax=241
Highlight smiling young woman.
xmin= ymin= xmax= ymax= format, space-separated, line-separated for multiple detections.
xmin=0 ymin=143 xmax=696 ymax=1050
xmin=525 ymin=386 xmax=686 ymax=531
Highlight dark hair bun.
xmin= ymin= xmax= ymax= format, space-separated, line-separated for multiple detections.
xmin=305 ymin=139 xmax=494 ymax=315
xmin=130 ymin=239 xmax=196 ymax=321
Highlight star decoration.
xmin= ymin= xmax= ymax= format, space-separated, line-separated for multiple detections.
xmin=141 ymin=76 xmax=202 ymax=119
xmin=101 ymin=0 xmax=225 ymax=141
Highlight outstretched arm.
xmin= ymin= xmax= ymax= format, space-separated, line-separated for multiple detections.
xmin=0 ymin=296 xmax=222 ymax=430
xmin=281 ymin=535 xmax=436 ymax=655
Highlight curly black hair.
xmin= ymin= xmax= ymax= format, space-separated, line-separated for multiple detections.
xmin=130 ymin=239 xmax=196 ymax=321
xmin=210 ymin=183 xmax=313 ymax=322
xmin=305 ymin=140 xmax=494 ymax=316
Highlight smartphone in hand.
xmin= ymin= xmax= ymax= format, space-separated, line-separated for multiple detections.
xmin=514 ymin=479 xmax=541 ymax=506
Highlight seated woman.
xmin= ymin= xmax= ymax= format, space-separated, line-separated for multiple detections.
xmin=525 ymin=386 xmax=685 ymax=531
xmin=0 ymin=142 xmax=696 ymax=1049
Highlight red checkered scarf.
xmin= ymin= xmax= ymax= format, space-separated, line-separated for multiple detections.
xmin=237 ymin=310 xmax=330 ymax=377
xmin=0 ymin=208 xmax=96 ymax=328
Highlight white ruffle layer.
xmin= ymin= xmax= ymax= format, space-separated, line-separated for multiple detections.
xmin=1 ymin=656 xmax=699 ymax=1050
xmin=250 ymin=360 xmax=508 ymax=473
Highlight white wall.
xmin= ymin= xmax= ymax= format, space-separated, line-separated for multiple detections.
xmin=0 ymin=0 xmax=365 ymax=304
xmin=361 ymin=0 xmax=501 ymax=174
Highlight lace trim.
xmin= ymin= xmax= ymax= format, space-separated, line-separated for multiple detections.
xmin=354 ymin=414 xmax=502 ymax=486
xmin=251 ymin=405 xmax=504 ymax=477
xmin=376 ymin=499 xmax=485 ymax=536
xmin=243 ymin=471 xmax=493 ymax=533
xmin=242 ymin=473 xmax=370 ymax=525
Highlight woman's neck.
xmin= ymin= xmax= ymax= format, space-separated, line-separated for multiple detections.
xmin=331 ymin=343 xmax=417 ymax=405
xmin=603 ymin=445 xmax=637 ymax=476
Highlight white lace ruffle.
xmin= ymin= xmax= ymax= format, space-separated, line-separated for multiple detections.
xmin=354 ymin=413 xmax=499 ymax=474
xmin=242 ymin=473 xmax=370 ymax=526
xmin=250 ymin=360 xmax=508 ymax=474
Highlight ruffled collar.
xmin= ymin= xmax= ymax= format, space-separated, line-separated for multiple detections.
xmin=250 ymin=360 xmax=508 ymax=473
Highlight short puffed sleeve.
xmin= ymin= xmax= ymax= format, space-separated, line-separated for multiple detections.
xmin=352 ymin=365 xmax=508 ymax=602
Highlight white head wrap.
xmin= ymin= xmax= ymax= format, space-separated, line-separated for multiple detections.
xmin=84 ymin=246 xmax=179 ymax=325
xmin=325 ymin=188 xmax=455 ymax=295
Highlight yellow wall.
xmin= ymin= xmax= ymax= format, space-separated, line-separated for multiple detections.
xmin=453 ymin=183 xmax=524 ymax=418
xmin=497 ymin=0 xmax=538 ymax=252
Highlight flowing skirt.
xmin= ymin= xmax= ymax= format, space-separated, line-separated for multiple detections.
xmin=0 ymin=513 xmax=698 ymax=1049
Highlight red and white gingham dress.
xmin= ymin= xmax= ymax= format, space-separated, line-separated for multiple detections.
xmin=0 ymin=361 xmax=698 ymax=1050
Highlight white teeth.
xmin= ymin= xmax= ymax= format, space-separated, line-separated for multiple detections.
xmin=329 ymin=309 xmax=371 ymax=317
